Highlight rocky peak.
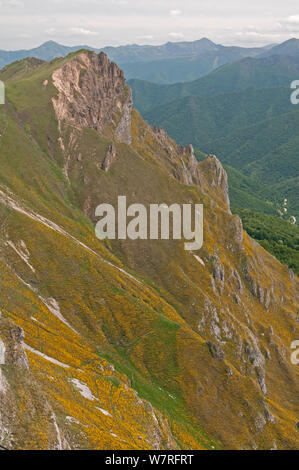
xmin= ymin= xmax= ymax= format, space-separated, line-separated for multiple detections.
xmin=101 ymin=142 xmax=117 ymax=172
xmin=52 ymin=51 xmax=132 ymax=144
xmin=197 ymin=154 xmax=231 ymax=213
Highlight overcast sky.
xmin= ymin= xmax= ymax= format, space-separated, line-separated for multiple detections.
xmin=1 ymin=0 xmax=299 ymax=50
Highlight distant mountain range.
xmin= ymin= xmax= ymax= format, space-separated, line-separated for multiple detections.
xmin=103 ymin=38 xmax=272 ymax=83
xmin=2 ymin=38 xmax=299 ymax=84
xmin=0 ymin=38 xmax=276 ymax=84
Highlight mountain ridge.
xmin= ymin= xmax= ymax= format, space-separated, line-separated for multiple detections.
xmin=0 ymin=51 xmax=298 ymax=450
xmin=259 ymin=38 xmax=299 ymax=58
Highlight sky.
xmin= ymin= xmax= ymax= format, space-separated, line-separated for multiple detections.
xmin=1 ymin=0 xmax=299 ymax=50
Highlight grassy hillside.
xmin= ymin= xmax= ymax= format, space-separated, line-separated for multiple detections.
xmin=0 ymin=55 xmax=217 ymax=450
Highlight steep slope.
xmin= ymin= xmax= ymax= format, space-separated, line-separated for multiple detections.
xmin=0 ymin=51 xmax=298 ymax=450
xmin=0 ymin=317 xmax=69 ymax=450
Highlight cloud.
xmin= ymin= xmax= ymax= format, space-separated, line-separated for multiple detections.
xmin=0 ymin=0 xmax=24 ymax=6
xmin=170 ymin=9 xmax=182 ymax=17
xmin=168 ymin=32 xmax=184 ymax=39
xmin=46 ymin=28 xmax=56 ymax=36
xmin=287 ymin=15 xmax=299 ymax=24
xmin=69 ymin=27 xmax=98 ymax=36
xmin=139 ymin=35 xmax=154 ymax=40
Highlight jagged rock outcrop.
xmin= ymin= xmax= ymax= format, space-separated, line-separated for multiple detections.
xmin=115 ymin=90 xmax=133 ymax=145
xmin=101 ymin=142 xmax=117 ymax=172
xmin=151 ymin=126 xmax=175 ymax=152
xmin=181 ymin=145 xmax=201 ymax=185
xmin=207 ymin=341 xmax=225 ymax=361
xmin=52 ymin=51 xmax=132 ymax=144
xmin=149 ymin=127 xmax=202 ymax=185
xmin=197 ymin=155 xmax=231 ymax=213
xmin=212 ymin=252 xmax=225 ymax=293
xmin=0 ymin=321 xmax=29 ymax=370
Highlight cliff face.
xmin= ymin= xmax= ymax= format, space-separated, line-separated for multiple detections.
xmin=0 ymin=51 xmax=298 ymax=450
xmin=52 ymin=51 xmax=132 ymax=144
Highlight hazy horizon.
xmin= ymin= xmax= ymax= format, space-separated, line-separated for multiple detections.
xmin=0 ymin=36 xmax=286 ymax=52
xmin=1 ymin=0 xmax=299 ymax=50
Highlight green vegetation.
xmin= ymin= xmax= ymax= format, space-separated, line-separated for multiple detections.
xmin=225 ymin=166 xmax=279 ymax=215
xmin=235 ymin=209 xmax=299 ymax=275
xmin=143 ymin=87 xmax=293 ymax=150
xmin=130 ymin=55 xmax=299 ymax=114
xmin=130 ymin=58 xmax=299 ymax=223
xmin=121 ymin=56 xmax=214 ymax=85
xmin=97 ymin=344 xmax=219 ymax=450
